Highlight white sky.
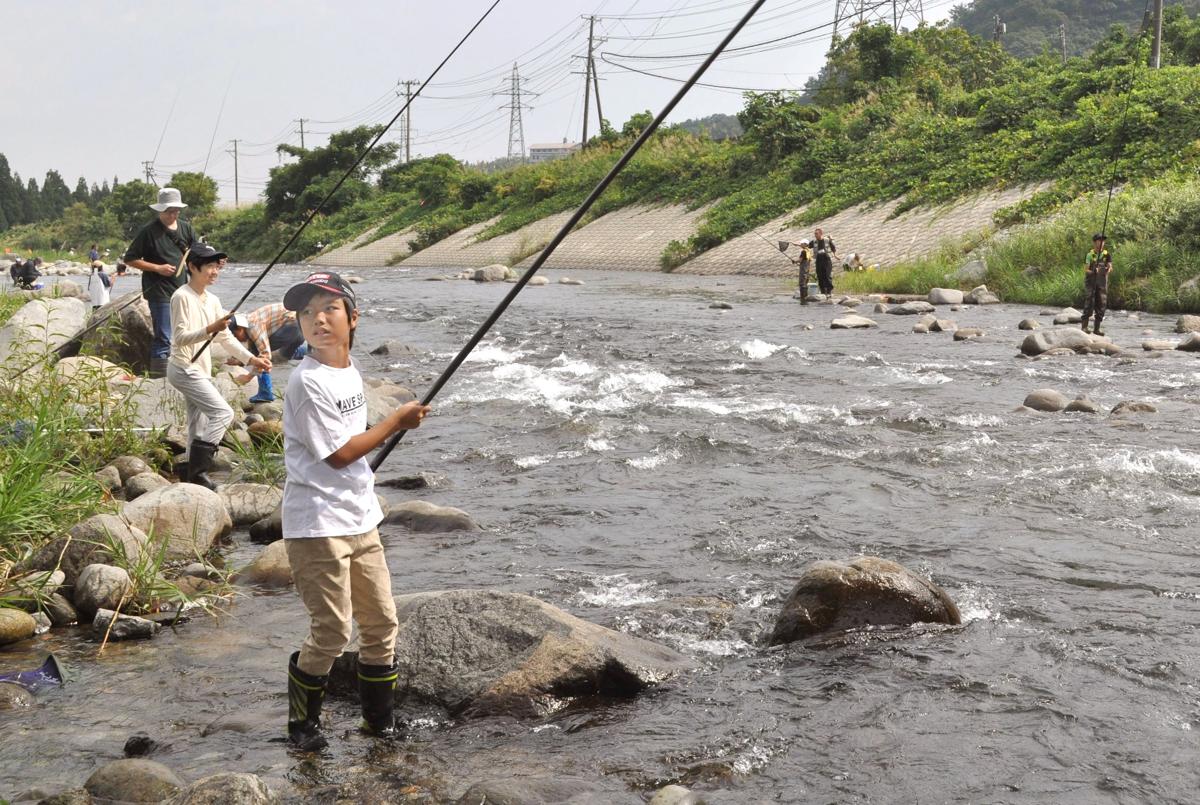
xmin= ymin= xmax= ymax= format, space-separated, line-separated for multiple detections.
xmin=3 ymin=0 xmax=954 ymax=206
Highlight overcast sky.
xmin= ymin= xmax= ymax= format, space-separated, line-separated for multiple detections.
xmin=3 ymin=0 xmax=954 ymax=206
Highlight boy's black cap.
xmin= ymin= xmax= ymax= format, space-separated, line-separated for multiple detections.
xmin=283 ymin=271 xmax=357 ymax=311
xmin=188 ymin=243 xmax=228 ymax=264
xmin=1092 ymin=233 xmax=1106 ymax=241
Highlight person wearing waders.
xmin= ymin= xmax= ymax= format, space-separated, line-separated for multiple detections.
xmin=1081 ymin=233 xmax=1112 ymax=336
xmin=790 ymin=239 xmax=812 ymax=304
xmin=812 ymin=227 xmax=836 ymax=300
xmin=280 ymin=271 xmax=431 ymax=751
xmin=124 ymin=187 xmax=196 ymax=378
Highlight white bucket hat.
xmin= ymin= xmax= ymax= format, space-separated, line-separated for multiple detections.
xmin=149 ymin=187 xmax=188 ymax=212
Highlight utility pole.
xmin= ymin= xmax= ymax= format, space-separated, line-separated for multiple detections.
xmin=993 ymin=14 xmax=1005 ymax=45
xmin=589 ymin=16 xmax=604 ymax=136
xmin=227 ymin=139 xmax=240 ymax=208
xmin=1059 ymin=23 xmax=1067 ymax=63
xmin=398 ymin=80 xmax=419 ymax=162
xmin=1151 ymin=0 xmax=1164 ymax=68
xmin=494 ymin=63 xmax=536 ymax=161
xmin=581 ymin=27 xmax=592 ymax=148
xmin=141 ymin=161 xmax=155 ymax=185
xmin=294 ymin=118 xmax=308 ymax=149
xmin=574 ymin=15 xmax=607 ymax=147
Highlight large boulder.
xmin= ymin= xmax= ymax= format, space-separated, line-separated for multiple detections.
xmin=24 ymin=513 xmax=148 ymax=590
xmin=767 ymin=557 xmax=960 ymax=645
xmin=927 ymin=288 xmax=963 ymax=305
xmin=81 ymin=292 xmax=153 ymax=373
xmin=1020 ymin=327 xmax=1118 ymax=356
xmin=331 ymin=589 xmax=695 ymax=716
xmin=122 ymin=484 xmax=232 ymax=560
xmin=0 ymin=296 xmax=88 ymax=365
xmin=886 ymin=301 xmax=936 ymax=315
xmin=964 ymin=285 xmax=1000 ymax=305
xmin=162 ymin=772 xmax=279 ymax=805
xmin=474 ymin=264 xmax=510 ymax=282
xmin=84 ymin=759 xmax=184 ymax=803
xmin=1174 ymin=314 xmax=1200 ymax=334
xmin=383 ymin=500 xmax=480 ymax=532
xmin=219 ymin=483 xmax=283 ymax=527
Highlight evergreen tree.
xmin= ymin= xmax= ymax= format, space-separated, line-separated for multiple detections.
xmin=0 ymin=154 xmax=20 ymax=230
xmin=40 ymin=170 xmax=73 ymax=220
xmin=22 ymin=176 xmax=39 ymax=223
xmin=73 ymin=177 xmax=90 ymax=204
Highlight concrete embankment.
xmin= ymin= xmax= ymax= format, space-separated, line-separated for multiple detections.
xmin=310 ymin=184 xmax=1047 ymax=274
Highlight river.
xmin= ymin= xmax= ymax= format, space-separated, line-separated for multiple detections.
xmin=3 ymin=264 xmax=1199 ymax=803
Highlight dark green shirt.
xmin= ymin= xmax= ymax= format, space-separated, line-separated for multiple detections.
xmin=123 ymin=218 xmax=196 ymax=303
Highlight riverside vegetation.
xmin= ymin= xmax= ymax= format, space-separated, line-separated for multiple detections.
xmin=4 ymin=10 xmax=1200 ymax=314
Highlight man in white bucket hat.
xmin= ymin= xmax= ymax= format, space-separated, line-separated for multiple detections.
xmin=123 ymin=187 xmax=197 ymax=377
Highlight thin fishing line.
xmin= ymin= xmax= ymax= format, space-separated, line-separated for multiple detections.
xmin=189 ymin=0 xmax=504 ymax=365
xmin=1101 ymin=0 xmax=1153 ymax=239
xmin=151 ymin=90 xmax=181 ymax=174
xmin=371 ymin=0 xmax=771 ymax=472
xmin=202 ymin=65 xmax=238 ymax=176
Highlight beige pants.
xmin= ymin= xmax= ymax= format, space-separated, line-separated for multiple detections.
xmin=285 ymin=529 xmax=399 ymax=676
xmin=165 ymin=361 xmax=234 ymax=447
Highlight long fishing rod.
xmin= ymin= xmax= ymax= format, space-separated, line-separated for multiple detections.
xmin=751 ymin=229 xmax=798 ymax=266
xmin=190 ymin=0 xmax=503 ymax=365
xmin=371 ymin=0 xmax=770 ymax=472
xmin=1100 ymin=0 xmax=1153 ymax=238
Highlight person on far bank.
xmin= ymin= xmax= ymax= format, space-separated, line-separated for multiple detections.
xmin=1081 ymin=233 xmax=1112 ymax=336
xmin=812 ymin=227 xmax=837 ymax=300
xmin=88 ymin=244 xmax=100 ymax=264
xmin=280 ymin=271 xmax=430 ymax=751
xmin=86 ymin=260 xmax=113 ymax=312
xmin=167 ymin=243 xmax=270 ymax=490
xmin=228 ymin=302 xmax=307 ymax=403
xmin=124 ymin=187 xmax=196 ymax=378
xmin=790 ymin=239 xmax=812 ymax=304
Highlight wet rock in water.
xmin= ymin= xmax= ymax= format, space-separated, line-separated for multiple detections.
xmin=108 ymin=455 xmax=154 ymax=483
xmin=383 ymin=500 xmax=480 ymax=532
xmin=837 ymin=296 xmax=862 ymax=307
xmin=912 ymin=313 xmax=935 ymax=333
xmin=219 ymin=483 xmax=283 ymax=527
xmin=235 ymin=540 xmax=291 ymax=587
xmin=1064 ymin=396 xmax=1101 ymax=414
xmin=0 ymin=607 xmax=36 ymax=645
xmin=84 ymin=759 xmax=184 ymax=803
xmin=1142 ymin=340 xmax=1177 ymax=351
xmin=1174 ymin=314 xmax=1200 ymax=333
xmin=912 ymin=323 xmax=931 ymax=334
xmin=527 ymin=275 xmax=549 ymax=286
xmin=74 ymin=565 xmax=133 ymax=616
xmin=1053 ymin=307 xmax=1083 ymax=325
xmin=246 ymin=420 xmax=282 ymax=446
xmin=368 ymin=339 xmax=424 ymax=357
xmin=331 ymin=589 xmax=695 ymax=717
xmin=927 ymin=288 xmax=964 ymax=305
xmin=830 ymin=314 xmax=876 ymax=329
xmin=559 ymin=277 xmax=584 ymax=285
xmin=950 ymin=304 xmax=964 ymax=312
xmin=1018 ymin=318 xmax=1040 ymax=330
xmin=44 ymin=593 xmax=78 ymax=626
xmin=31 ymin=611 xmax=51 ymax=633
xmin=122 ymin=484 xmax=232 ymax=561
xmin=767 ymin=557 xmax=960 ymax=645
xmin=1020 ymin=327 xmax=1117 ymax=356
xmin=650 ymin=784 xmax=706 ymax=805
xmin=803 ymin=324 xmax=814 ymax=330
xmin=1111 ymin=400 xmax=1158 ymax=415
xmin=248 ymin=504 xmax=282 ymax=544
xmin=873 ymin=302 xmax=889 ymax=313
xmin=1023 ymin=388 xmax=1069 ymax=412
xmin=473 ymin=264 xmax=510 ymax=282
xmin=94 ymin=464 xmax=123 ymax=493
xmin=93 ymin=609 xmax=161 ymax=641
xmin=0 ymin=681 xmax=35 ymax=709
xmin=964 ymin=284 xmax=1000 ymax=305
xmin=33 ymin=787 xmax=94 ymax=804
xmin=377 ymin=471 xmax=449 ymax=490
xmin=1176 ymin=333 xmax=1200 ymax=352
xmin=952 ymin=327 xmax=984 ymax=341
xmin=161 ymin=772 xmax=279 ymax=805
xmin=708 ymin=301 xmax=733 ymax=310
xmin=454 ymin=778 xmax=606 ymax=805
xmin=364 ymin=379 xmax=417 ymax=428
xmin=124 ymin=471 xmax=170 ymax=500
xmin=930 ymin=319 xmax=957 ymax=333
xmin=886 ymin=300 xmax=936 ymax=315
xmin=124 ymin=733 xmax=159 ymax=758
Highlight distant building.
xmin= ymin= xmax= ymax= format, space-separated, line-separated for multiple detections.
xmin=528 ymin=141 xmax=580 ymax=163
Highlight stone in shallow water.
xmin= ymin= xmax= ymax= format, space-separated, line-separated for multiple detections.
xmin=1024 ymin=388 xmax=1068 ymax=412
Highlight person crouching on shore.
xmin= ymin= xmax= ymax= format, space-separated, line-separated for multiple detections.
xmin=166 ymin=244 xmax=270 ymax=489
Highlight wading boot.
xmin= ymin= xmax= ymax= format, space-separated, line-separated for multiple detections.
xmin=1080 ymin=317 xmax=1090 ymax=334
xmin=1093 ymin=318 xmax=1104 ymax=337
xmin=186 ymin=440 xmax=219 ymax=491
xmin=288 ymin=652 xmax=329 ymax=751
xmin=148 ymin=357 xmax=168 ymax=379
xmin=358 ymin=660 xmax=400 ymax=739
xmin=249 ymin=370 xmax=275 ymax=404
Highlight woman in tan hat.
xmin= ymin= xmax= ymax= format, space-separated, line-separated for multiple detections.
xmin=122 ymin=187 xmax=196 ymax=377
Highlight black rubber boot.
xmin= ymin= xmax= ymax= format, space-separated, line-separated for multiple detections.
xmin=1093 ymin=316 xmax=1104 ymax=336
xmin=186 ymin=440 xmax=219 ymax=491
xmin=1080 ymin=317 xmax=1090 ymax=333
xmin=358 ymin=660 xmax=400 ymax=738
xmin=288 ymin=652 xmax=329 ymax=751
xmin=148 ymin=357 xmax=168 ymax=379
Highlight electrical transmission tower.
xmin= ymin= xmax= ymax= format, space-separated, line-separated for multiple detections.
xmin=494 ymin=63 xmax=536 ymax=161
xmin=833 ymin=0 xmax=924 ymax=42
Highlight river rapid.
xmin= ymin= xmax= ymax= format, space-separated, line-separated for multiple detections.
xmin=4 ymin=265 xmax=1200 ymax=803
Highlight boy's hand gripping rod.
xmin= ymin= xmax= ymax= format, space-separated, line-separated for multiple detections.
xmin=371 ymin=0 xmax=770 ymax=472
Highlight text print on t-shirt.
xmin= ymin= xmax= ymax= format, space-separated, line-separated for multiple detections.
xmin=336 ymin=392 xmax=366 ymax=415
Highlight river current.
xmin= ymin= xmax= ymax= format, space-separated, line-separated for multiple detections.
xmin=4 ymin=265 xmax=1200 ymax=803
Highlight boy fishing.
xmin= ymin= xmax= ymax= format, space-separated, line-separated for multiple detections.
xmin=280 ymin=271 xmax=430 ymax=751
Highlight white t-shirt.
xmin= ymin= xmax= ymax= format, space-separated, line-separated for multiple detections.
xmin=86 ymin=270 xmax=111 ymax=307
xmin=282 ymin=355 xmax=383 ymax=539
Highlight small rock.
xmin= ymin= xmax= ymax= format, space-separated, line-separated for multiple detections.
xmin=368 ymin=340 xmax=423 ymax=358
xmin=527 ymin=276 xmax=549 ymax=286
xmin=873 ymin=302 xmax=889 ymax=313
xmin=94 ymin=465 xmax=123 ymax=492
xmin=108 ymin=455 xmax=153 ymax=484
xmin=1142 ymin=340 xmax=1177 ymax=351
xmin=248 ymin=505 xmax=282 ymax=544
xmin=708 ymin=301 xmax=732 ymax=310
xmin=161 ymin=772 xmax=279 ymax=805
xmin=473 ymin=264 xmax=510 ymax=282
xmin=125 ymin=472 xmax=170 ymax=500
xmin=376 ymin=472 xmax=449 ymax=490
xmin=1111 ymin=400 xmax=1158 ymax=415
xmin=650 ymin=784 xmax=706 ymax=805
xmin=0 ymin=681 xmax=35 ymax=709
xmin=886 ymin=301 xmax=936 ymax=315
xmin=1174 ymin=314 xmax=1200 ymax=334
xmin=84 ymin=759 xmax=184 ymax=803
xmin=1176 ymin=333 xmax=1200 ymax=352
xmin=1018 ymin=319 xmax=1040 ymax=330
xmin=952 ymin=327 xmax=984 ymax=341
xmin=0 ymin=608 xmax=36 ymax=645
xmin=1024 ymin=389 xmax=1069 ymax=412
xmin=830 ymin=314 xmax=877 ymax=329
xmin=1053 ymin=307 xmax=1083 ymax=325
xmin=964 ymin=284 xmax=1000 ymax=305
xmin=1064 ymin=397 xmax=1100 ymax=414
xmin=930 ymin=319 xmax=957 ymax=333
xmin=124 ymin=733 xmax=159 ymax=758
xmin=93 ymin=609 xmax=162 ymax=641
xmin=235 ymin=540 xmax=292 ymax=587
xmin=246 ymin=420 xmax=283 ymax=446
xmin=74 ymin=565 xmax=133 ymax=616
xmin=927 ymin=288 xmax=964 ymax=305
xmin=383 ymin=500 xmax=480 ymax=532
xmin=558 ymin=277 xmax=584 ymax=285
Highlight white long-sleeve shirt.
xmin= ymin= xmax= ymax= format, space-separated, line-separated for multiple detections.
xmin=169 ymin=283 xmax=254 ymax=375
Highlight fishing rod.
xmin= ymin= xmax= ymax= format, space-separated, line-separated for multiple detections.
xmin=750 ymin=229 xmax=799 ymax=266
xmin=1100 ymin=0 xmax=1153 ymax=239
xmin=190 ymin=0 xmax=503 ymax=365
xmin=371 ymin=0 xmax=770 ymax=472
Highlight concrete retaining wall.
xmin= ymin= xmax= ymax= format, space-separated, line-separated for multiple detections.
xmin=310 ymin=225 xmax=416 ymax=268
